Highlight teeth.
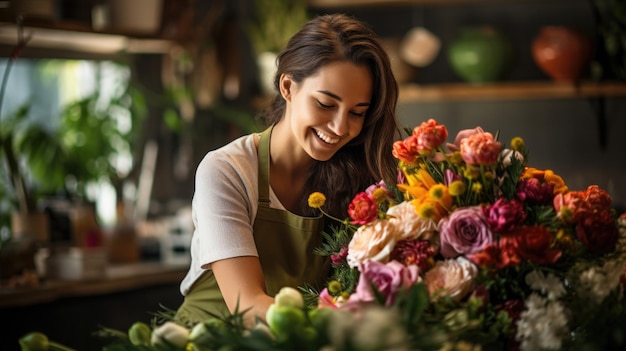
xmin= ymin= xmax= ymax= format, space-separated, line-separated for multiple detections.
xmin=315 ymin=129 xmax=340 ymax=144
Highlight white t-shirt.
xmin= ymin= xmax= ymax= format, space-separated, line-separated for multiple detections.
xmin=179 ymin=133 xmax=284 ymax=295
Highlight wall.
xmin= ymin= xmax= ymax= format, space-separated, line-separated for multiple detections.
xmin=311 ymin=0 xmax=626 ymax=210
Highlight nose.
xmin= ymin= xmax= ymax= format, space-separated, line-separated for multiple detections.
xmin=328 ymin=109 xmax=350 ymax=137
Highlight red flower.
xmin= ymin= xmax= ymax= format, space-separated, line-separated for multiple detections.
xmin=483 ymin=198 xmax=526 ymax=233
xmin=583 ymin=185 xmax=613 ymax=213
xmin=347 ymin=192 xmax=379 ymax=225
xmin=516 ymin=178 xmax=554 ymax=205
xmin=507 ymin=226 xmax=562 ymax=265
xmin=390 ymin=239 xmax=435 ymax=272
xmin=553 ymin=190 xmax=588 ymax=223
xmin=392 ymin=137 xmax=419 ymax=165
xmin=468 ymin=239 xmax=521 ymax=270
xmin=576 ymin=211 xmax=619 ymax=255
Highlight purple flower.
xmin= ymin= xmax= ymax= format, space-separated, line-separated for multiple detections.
xmin=483 ymin=198 xmax=526 ymax=233
xmin=444 ymin=169 xmax=462 ymax=186
xmin=439 ymin=206 xmax=495 ymax=258
xmin=516 ymin=178 xmax=554 ymax=205
xmin=331 ymin=244 xmax=349 ymax=265
xmin=348 ymin=260 xmax=420 ymax=306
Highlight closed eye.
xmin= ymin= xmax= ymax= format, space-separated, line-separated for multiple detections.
xmin=350 ymin=110 xmax=366 ymax=118
xmin=316 ymin=100 xmax=334 ymax=110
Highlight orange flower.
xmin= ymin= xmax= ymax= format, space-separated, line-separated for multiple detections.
xmin=460 ymin=132 xmax=502 ymax=165
xmin=411 ymin=118 xmax=448 ymax=154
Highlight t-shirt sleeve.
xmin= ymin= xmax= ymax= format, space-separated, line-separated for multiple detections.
xmin=191 ymin=147 xmax=258 ymax=269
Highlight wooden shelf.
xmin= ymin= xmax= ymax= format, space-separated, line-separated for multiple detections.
xmin=0 ymin=20 xmax=173 ymax=59
xmin=308 ymin=0 xmax=546 ymax=8
xmin=0 ymin=262 xmax=187 ymax=308
xmin=398 ymin=81 xmax=626 ymax=103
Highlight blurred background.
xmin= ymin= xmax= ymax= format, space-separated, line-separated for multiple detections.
xmin=0 ymin=0 xmax=624 ymax=349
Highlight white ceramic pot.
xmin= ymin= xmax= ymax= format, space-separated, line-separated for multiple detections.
xmin=400 ymin=27 xmax=441 ymax=68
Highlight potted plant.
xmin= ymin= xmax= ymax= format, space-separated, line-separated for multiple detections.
xmin=0 ymin=29 xmax=67 ymax=244
xmin=247 ymin=0 xmax=309 ymax=95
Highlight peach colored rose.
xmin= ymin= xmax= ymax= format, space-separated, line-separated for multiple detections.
xmin=347 ymin=219 xmax=399 ymax=268
xmin=411 ymin=118 xmax=448 ymax=154
xmin=387 ymin=201 xmax=438 ymax=245
xmin=423 ymin=256 xmax=478 ymax=302
xmin=460 ymin=132 xmax=502 ymax=165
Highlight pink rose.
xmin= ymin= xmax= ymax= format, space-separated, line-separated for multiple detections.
xmin=460 ymin=132 xmax=502 ymax=165
xmin=348 ymin=260 xmax=420 ymax=306
xmin=439 ymin=206 xmax=495 ymax=258
xmin=423 ymin=257 xmax=478 ymax=302
xmin=483 ymin=198 xmax=526 ymax=233
xmin=446 ymin=126 xmax=485 ymax=152
xmin=348 ymin=192 xmax=378 ymax=225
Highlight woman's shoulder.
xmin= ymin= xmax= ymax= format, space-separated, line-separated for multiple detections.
xmin=202 ymin=133 xmax=257 ymax=163
xmin=196 ymin=133 xmax=258 ymax=179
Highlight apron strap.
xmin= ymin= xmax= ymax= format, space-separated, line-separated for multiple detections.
xmin=257 ymin=125 xmax=274 ymax=207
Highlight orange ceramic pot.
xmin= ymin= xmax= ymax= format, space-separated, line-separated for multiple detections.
xmin=532 ymin=26 xmax=593 ymax=82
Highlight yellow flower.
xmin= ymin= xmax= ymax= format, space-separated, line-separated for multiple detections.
xmin=328 ymin=280 xmax=342 ymax=295
xmin=308 ymin=192 xmax=326 ymax=209
xmin=449 ymin=180 xmax=466 ymax=197
xmin=471 ymin=182 xmax=483 ymax=194
xmin=510 ymin=136 xmax=525 ymax=152
xmin=544 ymin=169 xmax=568 ymax=194
xmin=417 ymin=201 xmax=436 ymax=219
xmin=429 ymin=184 xmax=447 ymax=200
xmin=448 ymin=151 xmax=463 ymax=165
xmin=463 ymin=166 xmax=480 ymax=180
xmin=372 ymin=188 xmax=388 ymax=204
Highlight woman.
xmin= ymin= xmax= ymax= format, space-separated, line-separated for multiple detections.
xmin=175 ymin=13 xmax=400 ymax=327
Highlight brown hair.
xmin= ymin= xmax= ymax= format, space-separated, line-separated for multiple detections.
xmin=259 ymin=13 xmax=400 ymax=218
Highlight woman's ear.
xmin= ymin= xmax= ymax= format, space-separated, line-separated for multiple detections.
xmin=279 ymin=74 xmax=293 ymax=101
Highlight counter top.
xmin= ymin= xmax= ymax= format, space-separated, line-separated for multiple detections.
xmin=0 ymin=262 xmax=188 ymax=308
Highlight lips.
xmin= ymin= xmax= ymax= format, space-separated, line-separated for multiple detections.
xmin=314 ymin=129 xmax=340 ymax=145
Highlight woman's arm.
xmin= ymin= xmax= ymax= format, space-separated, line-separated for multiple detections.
xmin=211 ymin=256 xmax=275 ymax=327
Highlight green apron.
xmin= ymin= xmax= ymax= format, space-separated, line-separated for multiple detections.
xmin=174 ymin=125 xmax=330 ymax=326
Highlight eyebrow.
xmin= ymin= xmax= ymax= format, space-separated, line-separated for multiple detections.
xmin=318 ymin=90 xmax=371 ymax=107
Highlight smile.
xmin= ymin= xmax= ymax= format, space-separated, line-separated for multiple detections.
xmin=314 ymin=129 xmax=340 ymax=144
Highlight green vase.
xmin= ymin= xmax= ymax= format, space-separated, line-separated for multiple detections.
xmin=447 ymin=26 xmax=514 ymax=84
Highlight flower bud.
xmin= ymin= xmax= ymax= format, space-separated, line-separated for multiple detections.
xmin=151 ymin=321 xmax=190 ymax=348
xmin=274 ymin=286 xmax=304 ymax=308
xmin=128 ymin=322 xmax=151 ymax=346
xmin=19 ymin=332 xmax=49 ymax=351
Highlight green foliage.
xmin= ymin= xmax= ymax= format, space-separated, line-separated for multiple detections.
xmin=0 ymin=104 xmax=65 ymax=213
xmin=248 ymin=0 xmax=309 ymax=54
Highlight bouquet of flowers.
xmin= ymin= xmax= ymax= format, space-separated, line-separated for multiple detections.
xmin=19 ymin=119 xmax=626 ymax=351
xmin=307 ymin=118 xmax=626 ymax=351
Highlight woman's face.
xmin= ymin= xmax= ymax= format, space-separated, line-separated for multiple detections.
xmin=281 ymin=61 xmax=373 ymax=161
